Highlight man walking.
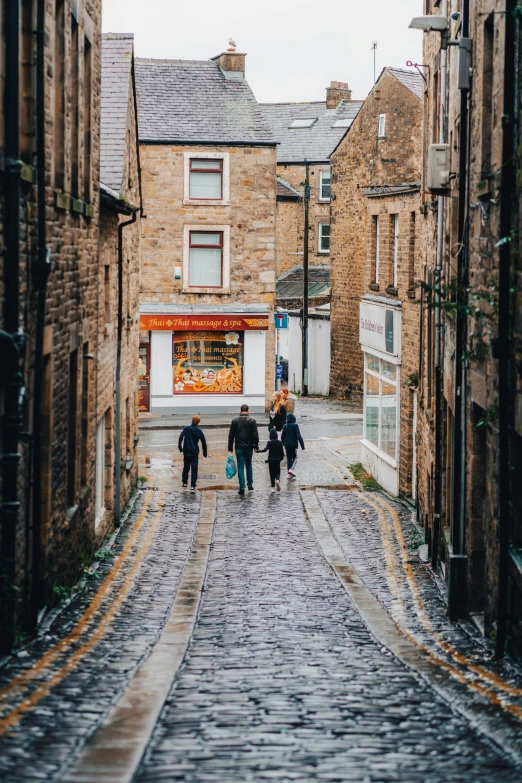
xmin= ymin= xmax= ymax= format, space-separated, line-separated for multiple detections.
xmin=228 ymin=404 xmax=259 ymax=496
xmin=178 ymin=415 xmax=207 ymax=491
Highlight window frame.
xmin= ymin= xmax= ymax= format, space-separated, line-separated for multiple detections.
xmin=378 ymin=113 xmax=386 ymax=138
xmin=189 ymin=157 xmax=224 ymax=201
xmin=374 ymin=215 xmax=380 ymax=282
xmin=183 ymin=224 xmax=231 ymax=292
xmin=319 ymin=169 xmax=331 ymax=202
xmin=318 ymin=222 xmax=331 ymax=254
xmin=362 ymin=351 xmax=399 ymax=466
xmin=183 ymin=152 xmax=230 ymax=205
xmin=392 ymin=214 xmax=399 ymax=287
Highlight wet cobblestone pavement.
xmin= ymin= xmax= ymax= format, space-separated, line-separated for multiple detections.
xmin=0 ymin=399 xmax=521 ymax=781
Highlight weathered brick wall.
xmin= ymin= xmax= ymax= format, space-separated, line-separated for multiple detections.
xmin=275 ymin=164 xmax=331 ymax=276
xmin=330 ymin=70 xmax=422 ymax=402
xmin=140 ymin=143 xmax=277 ymax=406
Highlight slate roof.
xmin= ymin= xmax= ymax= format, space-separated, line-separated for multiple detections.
xmin=100 ymin=33 xmax=134 ymax=194
xmin=276 ymin=264 xmax=330 ymax=299
xmin=135 ymin=59 xmax=275 ymax=145
xmin=387 ymin=67 xmax=424 ymax=100
xmin=261 ymin=100 xmax=363 ymax=163
xmin=276 ymin=176 xmax=301 ymax=200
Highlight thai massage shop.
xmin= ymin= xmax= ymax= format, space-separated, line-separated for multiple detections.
xmin=139 ymin=312 xmax=270 ymax=413
xmin=359 ymin=297 xmax=402 ymax=496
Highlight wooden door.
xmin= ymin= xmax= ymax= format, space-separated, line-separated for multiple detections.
xmin=138 ymin=333 xmax=151 ymax=412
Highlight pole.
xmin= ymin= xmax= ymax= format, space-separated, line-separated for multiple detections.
xmin=302 ymin=161 xmax=310 ymax=396
xmin=372 ymin=41 xmax=377 ymax=86
xmin=115 ymin=211 xmax=137 ymax=526
xmin=432 ymin=0 xmax=448 ymax=571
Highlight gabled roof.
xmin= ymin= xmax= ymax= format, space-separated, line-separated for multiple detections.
xmin=387 ymin=67 xmax=424 ymax=100
xmin=100 ymin=33 xmax=134 ymax=194
xmin=276 ymin=176 xmax=301 ymax=200
xmin=135 ymin=59 xmax=275 ymax=145
xmin=261 ymin=100 xmax=363 ymax=164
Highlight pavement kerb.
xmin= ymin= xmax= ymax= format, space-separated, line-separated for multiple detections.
xmin=301 ymin=489 xmax=522 ymax=770
xmin=61 ymin=492 xmax=217 ymax=783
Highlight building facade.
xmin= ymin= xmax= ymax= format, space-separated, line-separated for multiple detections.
xmin=329 ymin=68 xmax=423 ymax=495
xmin=136 ymin=49 xmax=277 ymax=414
xmin=414 ymin=1 xmax=521 ymax=658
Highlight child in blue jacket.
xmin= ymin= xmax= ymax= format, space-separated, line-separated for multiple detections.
xmin=281 ymin=413 xmax=305 ymax=479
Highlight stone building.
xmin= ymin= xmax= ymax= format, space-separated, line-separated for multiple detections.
xmin=413 ymin=2 xmax=521 ymax=658
xmin=0 ymin=8 xmax=141 ymax=651
xmin=136 ymin=49 xmax=277 ymax=414
xmin=262 ymin=85 xmax=363 ymax=299
xmin=329 ymin=68 xmax=423 ymax=495
xmin=97 ymin=33 xmax=141 ymax=537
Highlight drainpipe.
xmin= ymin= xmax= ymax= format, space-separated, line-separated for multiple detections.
xmin=114 ymin=211 xmax=137 ymax=526
xmin=494 ymin=0 xmax=516 ymax=659
xmin=29 ymin=0 xmax=51 ymax=629
xmin=448 ymin=0 xmax=471 ymax=620
xmin=432 ymin=0 xmax=448 ymax=571
xmin=0 ymin=0 xmax=24 ymax=653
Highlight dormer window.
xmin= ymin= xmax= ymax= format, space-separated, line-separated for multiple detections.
xmin=289 ymin=118 xmax=317 ymax=129
xmin=378 ymin=113 xmax=386 ymax=138
xmin=189 ymin=158 xmax=223 ymax=200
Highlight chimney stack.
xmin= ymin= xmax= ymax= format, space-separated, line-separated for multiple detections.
xmin=211 ymin=41 xmax=246 ymax=79
xmin=326 ymin=81 xmax=352 ymax=109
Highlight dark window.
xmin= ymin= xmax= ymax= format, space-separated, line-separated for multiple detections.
xmin=318 ymin=223 xmax=330 ymax=253
xmin=70 ymin=16 xmax=79 ymax=199
xmin=80 ymin=344 xmax=89 ymax=485
xmin=83 ymin=37 xmax=92 ymax=203
xmin=54 ymin=0 xmax=65 ymax=190
xmin=481 ymin=14 xmax=494 ymax=176
xmin=189 ymin=232 xmax=223 ymax=287
xmin=189 ymin=159 xmax=223 ymax=200
xmin=21 ymin=0 xmax=36 ymax=162
xmin=67 ymin=349 xmax=78 ymax=506
xmin=408 ymin=211 xmax=416 ymax=289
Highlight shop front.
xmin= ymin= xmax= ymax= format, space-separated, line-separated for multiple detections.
xmin=139 ymin=309 xmax=270 ymax=413
xmin=359 ymin=296 xmax=402 ymax=496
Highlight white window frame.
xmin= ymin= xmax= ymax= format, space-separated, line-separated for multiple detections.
xmin=182 ymin=224 xmax=230 ymax=293
xmin=95 ymin=416 xmax=105 ymax=527
xmin=375 ymin=215 xmax=380 ymax=283
xmin=392 ymin=214 xmax=399 ymax=287
xmin=378 ymin=113 xmax=386 ymax=138
xmin=183 ymin=151 xmax=230 ymax=206
xmin=319 ymin=169 xmax=331 ymax=202
xmin=362 ymin=351 xmax=399 ymax=467
xmin=318 ymin=223 xmax=330 ymax=254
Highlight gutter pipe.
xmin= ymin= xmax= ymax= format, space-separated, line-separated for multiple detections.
xmin=0 ymin=0 xmax=23 ymax=652
xmin=494 ymin=0 xmax=516 ymax=659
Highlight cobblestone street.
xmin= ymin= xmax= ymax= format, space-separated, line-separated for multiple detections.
xmin=1 ymin=400 xmax=521 ymax=781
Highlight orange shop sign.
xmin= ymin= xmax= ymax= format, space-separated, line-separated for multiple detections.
xmin=139 ymin=314 xmax=269 ymax=331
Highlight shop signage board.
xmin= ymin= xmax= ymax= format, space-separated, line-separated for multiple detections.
xmin=359 ymin=301 xmax=400 ymax=357
xmin=172 ymin=330 xmax=243 ymax=394
xmin=140 ymin=314 xmax=269 ymax=331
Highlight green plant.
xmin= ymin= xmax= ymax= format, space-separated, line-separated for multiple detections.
xmin=405 ymin=371 xmax=419 ymax=389
xmin=349 ymin=462 xmax=382 ymax=492
xmin=475 ymin=404 xmax=499 ymax=430
xmin=94 ymin=548 xmax=115 ymax=563
xmin=53 ymin=585 xmax=72 ymax=601
xmin=83 ymin=568 xmax=102 ymax=582
xmin=407 ymin=528 xmax=424 ymax=551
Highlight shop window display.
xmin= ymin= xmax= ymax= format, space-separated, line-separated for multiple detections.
xmin=173 ymin=331 xmax=243 ymax=394
xmin=364 ymin=353 xmax=398 ymax=461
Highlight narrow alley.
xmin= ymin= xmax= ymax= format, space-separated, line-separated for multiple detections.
xmin=0 ymin=400 xmax=521 ymax=782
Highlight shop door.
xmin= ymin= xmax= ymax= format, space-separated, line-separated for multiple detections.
xmin=139 ymin=333 xmax=151 ymax=412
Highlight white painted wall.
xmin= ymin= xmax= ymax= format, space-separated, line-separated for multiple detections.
xmin=280 ymin=315 xmax=330 ymax=396
xmin=243 ymin=331 xmax=266 ymax=394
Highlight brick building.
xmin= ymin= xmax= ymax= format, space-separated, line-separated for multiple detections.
xmin=329 ymin=68 xmax=423 ymax=495
xmin=0 ymin=7 xmax=141 ymax=650
xmin=413 ymin=2 xmax=522 ymax=658
xmin=136 ymin=48 xmax=277 ymax=414
xmin=262 ymin=85 xmax=363 ymax=301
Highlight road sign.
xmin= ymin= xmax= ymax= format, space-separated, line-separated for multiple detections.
xmin=276 ymin=364 xmax=283 ymax=380
xmin=274 ymin=312 xmax=289 ymax=329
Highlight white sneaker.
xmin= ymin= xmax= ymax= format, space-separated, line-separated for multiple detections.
xmin=289 ymin=468 xmax=296 ymax=477
xmin=275 ymin=479 xmax=281 ymax=492
xmin=270 ymin=487 xmax=276 ymax=493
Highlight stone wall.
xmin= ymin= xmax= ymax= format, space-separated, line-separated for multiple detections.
xmin=140 ymin=143 xmax=277 ymax=406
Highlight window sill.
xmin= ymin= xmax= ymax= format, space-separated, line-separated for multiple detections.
xmin=318 ymin=198 xmax=331 ymax=204
xmin=407 ymin=288 xmax=416 ymax=299
xmin=182 ymin=198 xmax=230 ymax=207
xmin=182 ymin=287 xmax=230 ymax=295
xmin=65 ymin=504 xmax=79 ymax=527
xmin=71 ymin=198 xmax=85 ymax=215
xmin=369 ymin=282 xmax=380 ymax=292
xmin=361 ymin=438 xmax=397 ymax=469
xmin=385 ymin=286 xmax=398 ymax=296
xmin=55 ymin=190 xmax=71 ymax=211
xmin=317 ymin=250 xmax=330 ymax=256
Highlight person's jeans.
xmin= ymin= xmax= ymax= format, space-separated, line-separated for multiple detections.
xmin=236 ymin=448 xmax=253 ymax=490
xmin=182 ymin=454 xmax=198 ymax=487
xmin=286 ymin=447 xmax=297 ymax=473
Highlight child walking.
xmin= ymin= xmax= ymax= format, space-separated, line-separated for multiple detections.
xmin=178 ymin=415 xmax=207 ymax=491
xmin=259 ymin=429 xmax=285 ymax=492
xmin=281 ymin=413 xmax=305 ymax=479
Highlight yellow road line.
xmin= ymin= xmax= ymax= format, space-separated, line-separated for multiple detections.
xmin=323 ymin=459 xmax=522 ymax=719
xmin=0 ymin=485 xmax=164 ymax=732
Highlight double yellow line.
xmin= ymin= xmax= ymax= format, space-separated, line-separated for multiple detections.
xmin=0 ymin=484 xmax=166 ymax=734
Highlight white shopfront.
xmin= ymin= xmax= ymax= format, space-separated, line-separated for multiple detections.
xmin=139 ymin=306 xmax=270 ymax=414
xmin=359 ymin=296 xmax=402 ymax=496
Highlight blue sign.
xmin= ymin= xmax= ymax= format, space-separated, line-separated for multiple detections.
xmin=274 ymin=312 xmax=289 ymax=329
xmin=276 ymin=364 xmax=283 ymax=380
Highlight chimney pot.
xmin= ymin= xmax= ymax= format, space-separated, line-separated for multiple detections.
xmin=326 ymin=80 xmax=352 ymax=109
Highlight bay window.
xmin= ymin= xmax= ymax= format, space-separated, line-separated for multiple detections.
xmin=364 ymin=354 xmax=398 ymax=461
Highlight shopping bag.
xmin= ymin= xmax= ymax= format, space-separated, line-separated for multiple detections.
xmin=226 ymin=454 xmax=237 ymax=479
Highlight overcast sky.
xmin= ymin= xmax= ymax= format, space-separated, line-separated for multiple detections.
xmin=102 ymin=0 xmax=423 ymax=104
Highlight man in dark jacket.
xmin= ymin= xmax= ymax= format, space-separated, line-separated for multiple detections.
xmin=281 ymin=413 xmax=305 ymax=479
xmin=228 ymin=404 xmax=259 ymax=495
xmin=178 ymin=415 xmax=207 ymax=491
